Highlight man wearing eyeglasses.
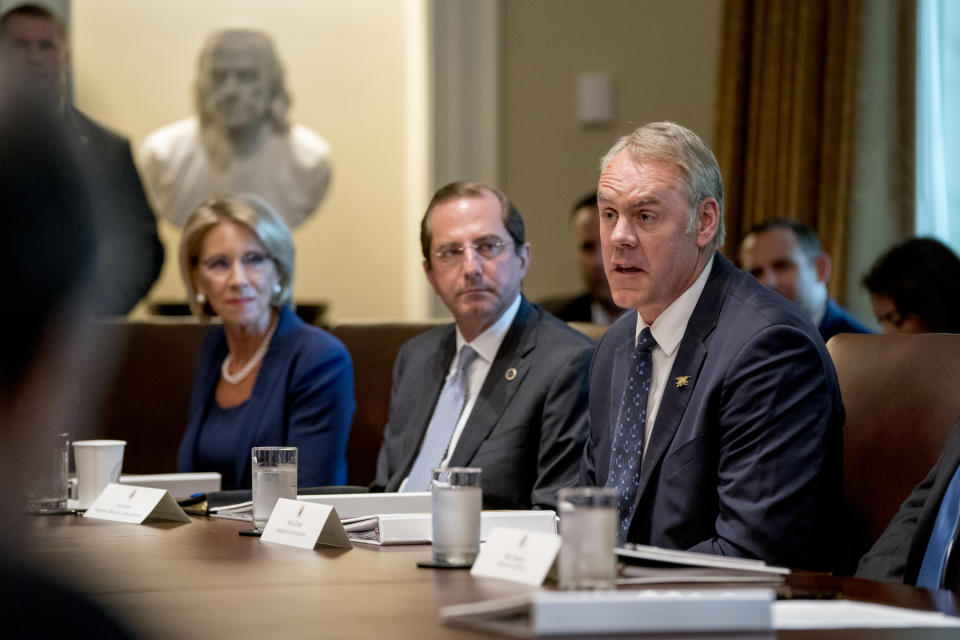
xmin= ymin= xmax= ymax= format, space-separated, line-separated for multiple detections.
xmin=372 ymin=181 xmax=595 ymax=510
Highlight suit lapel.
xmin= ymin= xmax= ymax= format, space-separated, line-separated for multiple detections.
xmin=449 ymin=299 xmax=536 ymax=467
xmin=396 ymin=328 xmax=456 ymax=481
xmin=630 ymin=257 xmax=730 ymax=509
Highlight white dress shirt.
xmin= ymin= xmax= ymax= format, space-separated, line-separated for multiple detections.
xmin=634 ymin=257 xmax=714 ymax=459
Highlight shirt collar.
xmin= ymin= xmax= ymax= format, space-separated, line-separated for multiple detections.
xmin=456 ymin=293 xmax=522 ymax=364
xmin=635 ymin=256 xmax=715 ymax=356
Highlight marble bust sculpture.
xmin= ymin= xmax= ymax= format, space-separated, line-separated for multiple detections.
xmin=141 ymin=27 xmax=331 ymax=228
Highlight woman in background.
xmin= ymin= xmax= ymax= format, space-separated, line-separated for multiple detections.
xmin=864 ymin=237 xmax=960 ymax=334
xmin=177 ymin=194 xmax=353 ymax=489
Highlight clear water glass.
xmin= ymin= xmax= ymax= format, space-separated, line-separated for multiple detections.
xmin=252 ymin=446 xmax=297 ymax=531
xmin=431 ymin=467 xmax=482 ymax=566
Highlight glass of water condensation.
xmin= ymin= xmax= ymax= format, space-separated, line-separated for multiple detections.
xmin=251 ymin=447 xmax=297 ymax=531
xmin=431 ymin=467 xmax=482 ymax=567
xmin=558 ymin=487 xmax=618 ymax=590
xmin=26 ymin=433 xmax=70 ymax=513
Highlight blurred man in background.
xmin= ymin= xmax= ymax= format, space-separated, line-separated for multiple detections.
xmin=0 ymin=1 xmax=163 ymax=315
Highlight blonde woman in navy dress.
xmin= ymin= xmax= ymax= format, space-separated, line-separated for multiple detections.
xmin=176 ymin=194 xmax=353 ymax=489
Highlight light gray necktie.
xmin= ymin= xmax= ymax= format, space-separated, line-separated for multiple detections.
xmin=402 ymin=345 xmax=479 ymax=491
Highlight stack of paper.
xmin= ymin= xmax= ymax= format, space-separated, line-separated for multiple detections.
xmin=616 ymin=544 xmax=790 ymax=586
xmin=297 ymin=492 xmax=432 ymax=519
xmin=119 ymin=472 xmax=222 ymax=500
xmin=442 ymin=589 xmax=774 ymax=636
xmin=344 ymin=510 xmax=557 ymax=546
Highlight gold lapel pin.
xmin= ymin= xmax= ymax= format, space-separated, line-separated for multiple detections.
xmin=674 ymin=375 xmax=691 ymax=389
xmin=505 ymin=367 xmax=518 ymax=381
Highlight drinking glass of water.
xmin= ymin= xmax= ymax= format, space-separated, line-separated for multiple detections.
xmin=430 ymin=467 xmax=481 ymax=567
xmin=558 ymin=487 xmax=618 ymax=590
xmin=251 ymin=446 xmax=297 ymax=531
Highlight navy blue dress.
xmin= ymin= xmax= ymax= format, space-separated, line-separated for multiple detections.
xmin=177 ymin=306 xmax=354 ymax=489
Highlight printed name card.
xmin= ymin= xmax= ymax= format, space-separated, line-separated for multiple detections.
xmin=84 ymin=483 xmax=192 ymax=524
xmin=470 ymin=527 xmax=561 ymax=585
xmin=260 ymin=499 xmax=352 ymax=550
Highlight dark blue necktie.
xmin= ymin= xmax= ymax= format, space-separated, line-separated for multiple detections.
xmin=403 ymin=346 xmax=479 ymax=492
xmin=605 ymin=327 xmax=655 ymax=543
xmin=916 ymin=463 xmax=960 ymax=589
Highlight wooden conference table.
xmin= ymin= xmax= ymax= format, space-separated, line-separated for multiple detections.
xmin=27 ymin=514 xmax=960 ymax=639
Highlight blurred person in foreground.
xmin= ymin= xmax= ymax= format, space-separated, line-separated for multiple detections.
xmin=0 ymin=68 xmax=133 ymax=636
xmin=739 ymin=218 xmax=871 ymax=341
xmin=0 ymin=2 xmax=163 ymax=315
xmin=580 ymin=122 xmax=843 ymax=570
xmin=539 ymin=192 xmax=623 ymax=324
xmin=863 ymin=237 xmax=960 ymax=334
xmin=176 ymin=195 xmax=353 ymax=490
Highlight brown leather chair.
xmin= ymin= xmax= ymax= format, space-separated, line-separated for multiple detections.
xmin=79 ymin=318 xmax=210 ymax=474
xmin=826 ymin=332 xmax=960 ymax=573
xmin=329 ymin=321 xmax=445 ymax=486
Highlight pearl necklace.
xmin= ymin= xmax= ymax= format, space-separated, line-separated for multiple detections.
xmin=220 ymin=316 xmax=279 ymax=385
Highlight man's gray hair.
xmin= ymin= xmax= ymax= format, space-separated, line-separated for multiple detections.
xmin=600 ymin=122 xmax=725 ymax=252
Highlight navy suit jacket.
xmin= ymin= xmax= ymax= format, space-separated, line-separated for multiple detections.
xmin=178 ymin=307 xmax=354 ymax=489
xmin=581 ymin=254 xmax=844 ymax=570
xmin=857 ymin=419 xmax=960 ymax=588
xmin=819 ymin=298 xmax=871 ymax=342
xmin=373 ymin=297 xmax=594 ymax=510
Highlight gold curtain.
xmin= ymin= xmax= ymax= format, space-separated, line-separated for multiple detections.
xmin=714 ymin=0 xmax=915 ymax=303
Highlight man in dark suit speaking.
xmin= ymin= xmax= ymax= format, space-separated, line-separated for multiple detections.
xmin=373 ymin=182 xmax=594 ymax=510
xmin=580 ymin=122 xmax=843 ymax=570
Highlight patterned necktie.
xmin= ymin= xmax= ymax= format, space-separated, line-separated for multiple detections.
xmin=916 ymin=463 xmax=960 ymax=588
xmin=605 ymin=327 xmax=655 ymax=543
xmin=402 ymin=345 xmax=480 ymax=492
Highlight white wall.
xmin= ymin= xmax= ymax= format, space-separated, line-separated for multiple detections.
xmin=502 ymin=0 xmax=723 ymax=303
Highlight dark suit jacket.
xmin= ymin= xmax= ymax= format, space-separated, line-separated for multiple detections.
xmin=178 ymin=307 xmax=354 ymax=489
xmin=820 ymin=298 xmax=871 ymax=342
xmin=372 ymin=297 xmax=595 ymax=510
xmin=581 ymin=254 xmax=844 ymax=570
xmin=857 ymin=419 xmax=960 ymax=588
xmin=69 ymin=108 xmax=164 ymax=315
xmin=539 ymin=292 xmax=594 ymax=323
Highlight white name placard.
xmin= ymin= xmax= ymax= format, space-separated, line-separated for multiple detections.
xmin=470 ymin=527 xmax=561 ymax=585
xmin=260 ymin=499 xmax=352 ymax=550
xmin=83 ymin=483 xmax=191 ymax=524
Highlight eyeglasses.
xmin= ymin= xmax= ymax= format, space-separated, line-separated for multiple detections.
xmin=199 ymin=251 xmax=274 ymax=276
xmin=432 ymin=238 xmax=513 ymax=266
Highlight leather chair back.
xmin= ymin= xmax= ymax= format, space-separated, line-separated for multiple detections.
xmin=827 ymin=332 xmax=960 ymax=573
xmin=80 ymin=318 xmax=210 ymax=474
xmin=329 ymin=321 xmax=445 ymax=486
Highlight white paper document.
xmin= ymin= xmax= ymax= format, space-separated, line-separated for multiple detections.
xmin=297 ymin=492 xmax=432 ymax=519
xmin=83 ymin=483 xmax=192 ymax=524
xmin=773 ymin=600 xmax=960 ymax=629
xmin=617 ymin=543 xmax=790 ymax=577
xmin=118 ymin=472 xmax=221 ymax=500
xmin=260 ymin=499 xmax=352 ymax=550
xmin=343 ymin=510 xmax=557 ymax=546
xmin=441 ymin=589 xmax=774 ymax=637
